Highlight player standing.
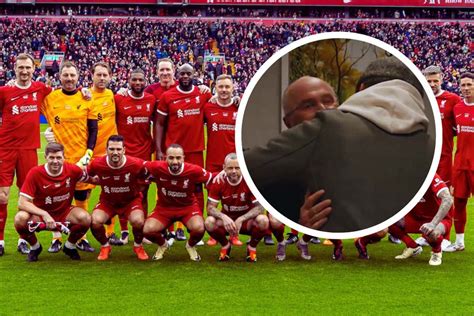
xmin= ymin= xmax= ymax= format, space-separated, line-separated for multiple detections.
xmin=42 ymin=61 xmax=97 ymax=252
xmin=142 ymin=144 xmax=213 ymax=261
xmin=89 ymin=135 xmax=149 ymax=261
xmin=0 ymin=53 xmax=52 ymax=255
xmin=205 ymin=153 xmax=268 ymax=262
xmin=14 ymin=143 xmax=91 ymax=261
xmin=446 ymin=72 xmax=474 ymax=251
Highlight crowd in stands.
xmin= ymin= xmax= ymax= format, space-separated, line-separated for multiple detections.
xmin=0 ymin=4 xmax=471 ymax=20
xmin=0 ymin=17 xmax=471 ymax=94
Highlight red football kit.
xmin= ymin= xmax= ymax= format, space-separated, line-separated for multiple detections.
xmin=88 ymin=155 xmax=147 ymax=218
xmin=452 ymin=99 xmax=474 ymax=198
xmin=157 ymin=86 xmax=212 ymax=165
xmin=204 ymin=100 xmax=238 ymax=172
xmin=435 ymin=90 xmax=461 ymax=184
xmin=404 ymin=174 xmax=451 ymax=232
xmin=145 ymin=161 xmax=212 ymax=226
xmin=115 ymin=91 xmax=156 ymax=160
xmin=0 ymin=82 xmax=52 ymax=187
xmin=20 ymin=163 xmax=86 ymax=222
xmin=208 ymin=176 xmax=257 ymax=221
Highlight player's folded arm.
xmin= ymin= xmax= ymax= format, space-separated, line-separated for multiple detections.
xmin=18 ymin=193 xmax=47 ymax=218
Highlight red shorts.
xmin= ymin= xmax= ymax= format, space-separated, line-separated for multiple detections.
xmin=50 ymin=205 xmax=76 ymax=223
xmin=94 ymin=196 xmax=143 ymax=220
xmin=0 ymin=149 xmax=38 ymax=188
xmin=452 ymin=169 xmax=474 ymax=198
xmin=149 ymin=204 xmax=202 ymax=227
xmin=185 ymin=151 xmax=204 ymax=168
xmin=436 ymin=157 xmax=452 ymax=185
xmin=404 ymin=212 xmax=451 ymax=234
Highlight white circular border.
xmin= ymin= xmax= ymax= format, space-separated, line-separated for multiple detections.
xmin=236 ymin=32 xmax=442 ymax=240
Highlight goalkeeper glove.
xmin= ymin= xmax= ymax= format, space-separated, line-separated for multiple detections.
xmin=78 ymin=149 xmax=93 ymax=167
xmin=44 ymin=127 xmax=57 ymax=143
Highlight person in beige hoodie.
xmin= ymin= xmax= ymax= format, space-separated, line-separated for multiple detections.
xmin=244 ymin=57 xmax=435 ymax=232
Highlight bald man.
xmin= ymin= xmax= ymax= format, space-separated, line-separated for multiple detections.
xmin=245 ymin=57 xmax=434 ymax=233
xmin=270 ymin=76 xmax=338 ymax=261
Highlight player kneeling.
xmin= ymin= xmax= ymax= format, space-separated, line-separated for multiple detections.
xmin=389 ymin=174 xmax=453 ymax=266
xmin=143 ymin=144 xmax=213 ymax=262
xmin=205 ymin=153 xmax=268 ymax=262
xmin=88 ymin=135 xmax=149 ymax=261
xmin=14 ymin=143 xmax=91 ymax=262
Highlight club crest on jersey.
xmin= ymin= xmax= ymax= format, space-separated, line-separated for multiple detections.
xmin=233 ymin=112 xmax=237 ymax=120
xmin=32 ymin=92 xmax=37 ymax=101
xmin=146 ymin=104 xmax=150 ymax=112
xmin=12 ymin=105 xmax=19 ymax=115
xmin=124 ymin=173 xmax=130 ymax=183
xmin=195 ymin=96 xmax=200 ymax=103
xmin=183 ymin=179 xmax=189 ymax=189
xmin=45 ymin=196 xmax=52 ymax=204
xmin=240 ymin=192 xmax=246 ymax=201
xmin=66 ymin=177 xmax=71 ymax=188
xmin=440 ymin=100 xmax=446 ymax=108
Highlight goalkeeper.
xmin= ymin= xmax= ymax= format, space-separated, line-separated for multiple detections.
xmin=42 ymin=61 xmax=97 ymax=253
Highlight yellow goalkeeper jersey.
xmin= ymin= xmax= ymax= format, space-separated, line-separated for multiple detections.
xmin=92 ymin=88 xmax=117 ymax=157
xmin=42 ymin=89 xmax=97 ymax=163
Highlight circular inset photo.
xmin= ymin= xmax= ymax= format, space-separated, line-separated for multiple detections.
xmin=236 ymin=32 xmax=441 ymax=239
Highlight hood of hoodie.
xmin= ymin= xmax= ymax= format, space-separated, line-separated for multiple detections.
xmin=338 ymin=79 xmax=428 ymax=134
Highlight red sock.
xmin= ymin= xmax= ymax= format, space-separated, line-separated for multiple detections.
xmin=249 ymin=225 xmax=265 ymax=248
xmin=331 ymin=239 xmax=342 ymax=247
xmin=425 ymin=234 xmax=443 ymax=253
xmin=15 ymin=223 xmax=37 ymax=245
xmin=0 ymin=203 xmax=7 ymax=240
xmin=208 ymin=226 xmax=229 ymax=247
xmin=454 ymin=197 xmax=467 ymax=234
xmin=132 ymin=226 xmax=144 ymax=244
xmin=68 ymin=224 xmax=89 ymax=244
xmin=144 ymin=231 xmax=166 ymax=246
xmin=271 ymin=224 xmax=285 ymax=243
xmin=91 ymin=224 xmax=108 ymax=245
xmin=389 ymin=225 xmax=418 ymax=248
xmin=360 ymin=233 xmax=383 ymax=246
xmin=188 ymin=229 xmax=205 ymax=247
xmin=119 ymin=217 xmax=128 ymax=232
xmin=302 ymin=234 xmax=312 ymax=243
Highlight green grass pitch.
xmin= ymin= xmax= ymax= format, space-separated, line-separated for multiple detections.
xmin=0 ymin=125 xmax=473 ymax=314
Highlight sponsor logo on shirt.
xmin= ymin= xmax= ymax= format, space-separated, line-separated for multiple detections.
xmin=11 ymin=104 xmax=38 ymax=115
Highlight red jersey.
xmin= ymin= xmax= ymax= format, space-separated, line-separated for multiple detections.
xmin=145 ymin=161 xmax=212 ymax=208
xmin=157 ymin=86 xmax=212 ymax=153
xmin=411 ymin=174 xmax=450 ymax=221
xmin=145 ymin=82 xmax=178 ymax=103
xmin=436 ymin=91 xmax=461 ymax=161
xmin=0 ymin=82 xmax=51 ymax=149
xmin=208 ymin=176 xmax=257 ymax=219
xmin=88 ymin=155 xmax=147 ymax=207
xmin=20 ymin=163 xmax=86 ymax=216
xmin=204 ymin=101 xmax=238 ymax=169
xmin=115 ymin=91 xmax=156 ymax=160
xmin=453 ymin=99 xmax=474 ymax=170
